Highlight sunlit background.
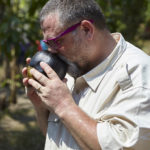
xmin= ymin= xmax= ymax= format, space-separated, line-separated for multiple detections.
xmin=0 ymin=0 xmax=150 ymax=150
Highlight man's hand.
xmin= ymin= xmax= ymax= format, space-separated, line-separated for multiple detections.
xmin=22 ymin=58 xmax=46 ymax=110
xmin=27 ymin=61 xmax=75 ymax=113
xmin=25 ymin=61 xmax=101 ymax=149
xmin=22 ymin=58 xmax=50 ymax=136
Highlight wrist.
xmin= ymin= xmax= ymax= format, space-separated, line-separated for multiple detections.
xmin=35 ymin=105 xmax=49 ymax=115
xmin=54 ymin=97 xmax=76 ymax=119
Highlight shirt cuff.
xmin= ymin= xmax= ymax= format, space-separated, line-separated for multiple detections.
xmin=97 ymin=119 xmax=139 ymax=150
xmin=97 ymin=121 xmax=122 ymax=150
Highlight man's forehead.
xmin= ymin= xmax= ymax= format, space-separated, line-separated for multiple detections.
xmin=41 ymin=13 xmax=60 ymax=32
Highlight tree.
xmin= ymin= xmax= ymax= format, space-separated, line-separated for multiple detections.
xmin=96 ymin=0 xmax=148 ymax=43
xmin=0 ymin=0 xmax=44 ymax=106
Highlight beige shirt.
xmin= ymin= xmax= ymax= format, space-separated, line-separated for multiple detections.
xmin=44 ymin=33 xmax=150 ymax=150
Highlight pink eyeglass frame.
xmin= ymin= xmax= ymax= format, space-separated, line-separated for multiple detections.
xmin=43 ymin=19 xmax=93 ymax=49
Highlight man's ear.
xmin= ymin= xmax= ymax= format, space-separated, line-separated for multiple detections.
xmin=80 ymin=20 xmax=94 ymax=40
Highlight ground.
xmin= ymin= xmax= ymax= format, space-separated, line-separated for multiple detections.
xmin=0 ymin=92 xmax=45 ymax=150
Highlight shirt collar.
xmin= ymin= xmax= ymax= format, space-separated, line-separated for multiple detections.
xmin=82 ymin=33 xmax=127 ymax=92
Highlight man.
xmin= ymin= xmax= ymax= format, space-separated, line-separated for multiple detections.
xmin=22 ymin=0 xmax=150 ymax=149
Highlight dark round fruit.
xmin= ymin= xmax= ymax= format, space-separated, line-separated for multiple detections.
xmin=29 ymin=51 xmax=68 ymax=80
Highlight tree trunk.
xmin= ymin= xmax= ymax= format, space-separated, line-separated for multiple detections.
xmin=3 ymin=56 xmax=11 ymax=79
xmin=0 ymin=55 xmax=10 ymax=110
xmin=9 ymin=49 xmax=17 ymax=104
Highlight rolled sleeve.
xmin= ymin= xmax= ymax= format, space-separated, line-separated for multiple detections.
xmin=97 ymin=117 xmax=139 ymax=150
xmin=96 ymin=87 xmax=150 ymax=150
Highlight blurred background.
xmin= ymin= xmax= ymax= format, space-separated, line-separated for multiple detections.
xmin=0 ymin=0 xmax=150 ymax=150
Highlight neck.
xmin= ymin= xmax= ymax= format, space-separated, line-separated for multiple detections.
xmin=87 ymin=29 xmax=117 ymax=70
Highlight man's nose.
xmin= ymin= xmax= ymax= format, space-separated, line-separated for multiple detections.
xmin=47 ymin=47 xmax=58 ymax=53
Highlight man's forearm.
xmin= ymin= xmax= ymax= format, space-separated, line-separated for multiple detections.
xmin=55 ymin=102 xmax=101 ymax=150
xmin=35 ymin=108 xmax=50 ymax=136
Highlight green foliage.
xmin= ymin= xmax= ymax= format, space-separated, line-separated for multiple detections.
xmin=96 ymin=0 xmax=148 ymax=43
xmin=0 ymin=0 xmax=45 ymax=105
xmin=0 ymin=0 xmax=44 ymax=60
xmin=0 ymin=74 xmax=22 ymax=88
xmin=28 ymin=1 xmax=47 ymax=16
xmin=145 ymin=0 xmax=150 ymax=22
xmin=0 ymin=0 xmax=149 ymax=59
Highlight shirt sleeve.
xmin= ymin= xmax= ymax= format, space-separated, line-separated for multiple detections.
xmin=97 ymin=117 xmax=139 ymax=150
xmin=96 ymin=87 xmax=150 ymax=150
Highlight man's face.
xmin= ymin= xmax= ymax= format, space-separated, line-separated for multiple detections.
xmin=41 ymin=14 xmax=90 ymax=78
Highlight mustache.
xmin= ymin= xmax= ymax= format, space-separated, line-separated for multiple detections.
xmin=58 ymin=55 xmax=82 ymax=78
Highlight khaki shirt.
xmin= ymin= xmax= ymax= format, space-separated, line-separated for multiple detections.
xmin=44 ymin=33 xmax=150 ymax=150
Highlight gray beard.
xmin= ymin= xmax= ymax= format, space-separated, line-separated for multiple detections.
xmin=58 ymin=55 xmax=83 ymax=79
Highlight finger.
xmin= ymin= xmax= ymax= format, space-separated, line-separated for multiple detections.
xmin=23 ymin=77 xmax=29 ymax=86
xmin=29 ymin=68 xmax=48 ymax=86
xmin=40 ymin=62 xmax=58 ymax=80
xmin=26 ymin=57 xmax=31 ymax=64
xmin=22 ymin=67 xmax=28 ymax=77
xmin=22 ymin=57 xmax=31 ymax=78
xmin=28 ymin=78 xmax=43 ymax=92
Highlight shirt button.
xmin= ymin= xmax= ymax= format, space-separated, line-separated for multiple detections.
xmin=54 ymin=118 xmax=60 ymax=123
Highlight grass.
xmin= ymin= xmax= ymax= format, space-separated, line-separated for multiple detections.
xmin=0 ymin=128 xmax=45 ymax=150
xmin=0 ymin=93 xmax=45 ymax=150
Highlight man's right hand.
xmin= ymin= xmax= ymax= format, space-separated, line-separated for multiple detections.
xmin=22 ymin=58 xmax=50 ymax=136
xmin=22 ymin=58 xmax=45 ymax=110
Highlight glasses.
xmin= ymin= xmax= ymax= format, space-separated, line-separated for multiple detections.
xmin=43 ymin=20 xmax=93 ymax=50
xmin=43 ymin=22 xmax=81 ymax=49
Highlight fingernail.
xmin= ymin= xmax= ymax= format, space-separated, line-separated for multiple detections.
xmin=40 ymin=62 xmax=44 ymax=65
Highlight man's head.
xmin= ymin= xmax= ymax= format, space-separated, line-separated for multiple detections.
xmin=39 ymin=0 xmax=115 ymax=78
xmin=40 ymin=0 xmax=106 ymax=31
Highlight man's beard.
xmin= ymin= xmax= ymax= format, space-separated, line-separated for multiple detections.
xmin=58 ymin=55 xmax=83 ymax=79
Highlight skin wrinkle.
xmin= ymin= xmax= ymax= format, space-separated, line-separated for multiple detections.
xmin=56 ymin=24 xmax=91 ymax=77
